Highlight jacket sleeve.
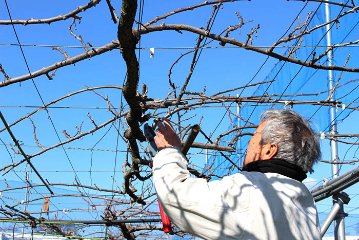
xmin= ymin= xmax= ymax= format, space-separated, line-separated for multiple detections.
xmin=152 ymin=147 xmax=232 ymax=239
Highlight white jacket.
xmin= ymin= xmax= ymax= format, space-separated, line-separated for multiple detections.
xmin=153 ymin=148 xmax=321 ymax=240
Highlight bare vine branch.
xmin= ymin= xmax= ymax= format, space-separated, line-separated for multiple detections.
xmin=0 ymin=0 xmax=101 ymax=25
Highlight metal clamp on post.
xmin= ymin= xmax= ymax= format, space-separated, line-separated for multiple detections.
xmin=143 ymin=121 xmax=200 ymax=234
xmin=320 ymin=192 xmax=350 ymax=237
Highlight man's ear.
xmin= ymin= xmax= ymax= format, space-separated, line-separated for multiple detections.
xmin=261 ymin=143 xmax=278 ymax=160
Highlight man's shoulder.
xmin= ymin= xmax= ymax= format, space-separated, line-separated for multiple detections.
xmin=214 ymin=172 xmax=259 ymax=189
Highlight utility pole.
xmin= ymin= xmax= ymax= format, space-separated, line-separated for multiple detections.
xmin=325 ymin=3 xmax=345 ymax=240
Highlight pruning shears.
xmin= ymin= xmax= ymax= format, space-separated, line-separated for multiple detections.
xmin=144 ymin=121 xmax=200 ymax=234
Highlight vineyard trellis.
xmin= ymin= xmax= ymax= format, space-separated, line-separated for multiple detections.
xmin=0 ymin=0 xmax=358 ymax=239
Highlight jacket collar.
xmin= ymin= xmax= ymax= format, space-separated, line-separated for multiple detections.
xmin=242 ymin=158 xmax=307 ymax=182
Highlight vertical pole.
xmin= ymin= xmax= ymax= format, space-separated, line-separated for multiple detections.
xmin=325 ymin=3 xmax=339 ymax=177
xmin=23 ymin=170 xmax=30 ymax=237
xmin=324 ymin=3 xmax=345 ymax=240
xmin=104 ymin=225 xmax=109 ymax=240
xmin=236 ymin=94 xmax=241 ymax=167
xmin=205 ymin=149 xmax=208 ymax=165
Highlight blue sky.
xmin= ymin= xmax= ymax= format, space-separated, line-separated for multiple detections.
xmin=0 ymin=0 xmax=359 ymax=238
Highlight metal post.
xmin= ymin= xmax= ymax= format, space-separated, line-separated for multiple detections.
xmin=236 ymin=94 xmax=241 ymax=166
xmin=321 ymin=201 xmax=341 ymax=237
xmin=325 ymin=3 xmax=345 ymax=239
xmin=321 ymin=192 xmax=350 ymax=237
xmin=325 ymin=3 xmax=339 ymax=177
xmin=23 ymin=171 xmax=30 ymax=238
xmin=334 ymin=193 xmax=350 ymax=240
xmin=205 ymin=149 xmax=208 ymax=165
xmin=104 ymin=225 xmax=109 ymax=240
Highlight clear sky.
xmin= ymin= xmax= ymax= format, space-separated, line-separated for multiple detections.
xmin=0 ymin=0 xmax=358 ymax=238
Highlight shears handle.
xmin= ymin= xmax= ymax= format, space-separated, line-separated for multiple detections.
xmin=158 ymin=200 xmax=173 ymax=233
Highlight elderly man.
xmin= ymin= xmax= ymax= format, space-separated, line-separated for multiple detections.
xmin=152 ymin=109 xmax=321 ymax=239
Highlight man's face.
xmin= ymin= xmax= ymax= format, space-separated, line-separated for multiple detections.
xmin=243 ymin=121 xmax=267 ymax=167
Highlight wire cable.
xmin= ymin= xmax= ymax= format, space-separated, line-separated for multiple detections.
xmin=4 ymin=0 xmax=97 ymax=215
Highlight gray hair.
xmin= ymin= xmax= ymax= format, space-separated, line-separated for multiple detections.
xmin=260 ymin=109 xmax=321 ymax=173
